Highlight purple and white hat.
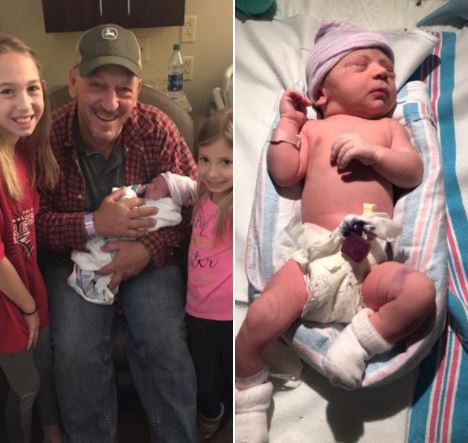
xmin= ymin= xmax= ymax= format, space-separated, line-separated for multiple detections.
xmin=306 ymin=21 xmax=394 ymax=100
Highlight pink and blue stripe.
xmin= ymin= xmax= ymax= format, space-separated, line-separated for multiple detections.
xmin=408 ymin=31 xmax=468 ymax=443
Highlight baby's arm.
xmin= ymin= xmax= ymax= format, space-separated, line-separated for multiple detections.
xmin=330 ymin=119 xmax=423 ymax=189
xmin=267 ymin=89 xmax=311 ymax=187
xmin=381 ymin=119 xmax=423 ymax=188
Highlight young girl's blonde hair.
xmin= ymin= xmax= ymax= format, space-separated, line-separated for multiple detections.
xmin=0 ymin=34 xmax=58 ymax=200
xmin=194 ymin=107 xmax=233 ymax=239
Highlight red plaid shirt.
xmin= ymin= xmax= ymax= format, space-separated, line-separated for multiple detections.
xmin=37 ymin=100 xmax=197 ymax=267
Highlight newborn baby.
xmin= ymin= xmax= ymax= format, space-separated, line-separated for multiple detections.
xmin=67 ymin=182 xmax=183 ymax=304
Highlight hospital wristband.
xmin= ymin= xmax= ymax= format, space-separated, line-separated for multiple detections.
xmin=269 ymin=127 xmax=301 ymax=149
xmin=84 ymin=212 xmax=97 ymax=238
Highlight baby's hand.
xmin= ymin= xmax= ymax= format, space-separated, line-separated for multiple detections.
xmin=146 ymin=175 xmax=170 ymax=200
xmin=279 ymin=89 xmax=311 ymax=127
xmin=331 ymin=133 xmax=379 ymax=170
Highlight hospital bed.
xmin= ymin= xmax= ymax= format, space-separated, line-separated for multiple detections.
xmin=235 ymin=1 xmax=468 ymax=442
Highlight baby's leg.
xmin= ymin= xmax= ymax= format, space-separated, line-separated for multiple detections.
xmin=362 ymin=261 xmax=436 ymax=343
xmin=323 ymin=262 xmax=435 ymax=390
xmin=235 ymin=260 xmax=307 ymax=443
xmin=236 ymin=259 xmax=308 ymax=384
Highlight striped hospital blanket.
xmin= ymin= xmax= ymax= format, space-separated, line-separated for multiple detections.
xmin=407 ymin=31 xmax=468 ymax=443
xmin=246 ymin=79 xmax=448 ymax=388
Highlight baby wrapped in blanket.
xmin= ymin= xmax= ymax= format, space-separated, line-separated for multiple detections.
xmin=68 ymin=174 xmax=196 ymax=304
xmin=235 ymin=21 xmax=437 ymax=443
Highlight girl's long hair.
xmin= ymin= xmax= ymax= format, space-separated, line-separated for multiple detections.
xmin=0 ymin=34 xmax=58 ymax=200
xmin=193 ymin=107 xmax=233 ymax=240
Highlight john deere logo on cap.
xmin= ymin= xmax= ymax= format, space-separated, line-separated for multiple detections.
xmin=101 ymin=26 xmax=118 ymax=40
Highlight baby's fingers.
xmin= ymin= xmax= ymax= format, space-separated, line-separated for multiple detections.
xmin=330 ymin=139 xmax=345 ymax=163
xmin=337 ymin=148 xmax=353 ymax=170
xmin=290 ymin=89 xmax=311 ymax=105
xmin=332 ymin=141 xmax=353 ymax=169
xmin=281 ymin=89 xmax=311 ymax=113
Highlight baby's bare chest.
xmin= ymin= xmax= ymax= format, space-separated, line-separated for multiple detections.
xmin=311 ymin=117 xmax=390 ymax=152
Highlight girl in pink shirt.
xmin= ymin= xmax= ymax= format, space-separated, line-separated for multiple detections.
xmin=154 ymin=108 xmax=233 ymax=440
xmin=188 ymin=108 xmax=232 ymax=440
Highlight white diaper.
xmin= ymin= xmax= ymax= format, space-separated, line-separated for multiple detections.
xmin=290 ymin=213 xmax=401 ymax=323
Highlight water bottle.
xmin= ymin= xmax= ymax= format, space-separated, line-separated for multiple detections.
xmin=167 ymin=43 xmax=184 ymax=99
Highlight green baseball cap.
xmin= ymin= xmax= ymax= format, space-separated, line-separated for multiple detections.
xmin=75 ymin=23 xmax=142 ymax=77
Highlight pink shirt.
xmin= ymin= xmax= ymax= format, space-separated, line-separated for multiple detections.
xmin=186 ymin=198 xmax=232 ymax=321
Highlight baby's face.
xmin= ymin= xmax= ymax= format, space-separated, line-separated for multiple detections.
xmin=317 ymin=48 xmax=396 ymax=119
xmin=145 ymin=176 xmax=169 ymax=200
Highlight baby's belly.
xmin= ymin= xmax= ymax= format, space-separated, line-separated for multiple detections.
xmin=301 ymin=179 xmax=393 ymax=231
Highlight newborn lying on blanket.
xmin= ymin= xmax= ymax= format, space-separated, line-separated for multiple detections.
xmin=67 ymin=180 xmax=184 ymax=304
xmin=235 ymin=21 xmax=436 ymax=443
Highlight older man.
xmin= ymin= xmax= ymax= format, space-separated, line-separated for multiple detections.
xmin=37 ymin=24 xmax=197 ymax=442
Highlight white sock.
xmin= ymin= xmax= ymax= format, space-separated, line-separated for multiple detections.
xmin=352 ymin=308 xmax=393 ymax=356
xmin=322 ymin=308 xmax=393 ymax=389
xmin=235 ymin=382 xmax=273 ymax=443
xmin=235 ymin=366 xmax=269 ymax=390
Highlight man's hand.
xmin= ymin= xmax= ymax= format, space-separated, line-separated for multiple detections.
xmin=98 ymin=240 xmax=152 ymax=290
xmin=279 ymin=89 xmax=312 ymax=128
xmin=330 ymin=133 xmax=380 ymax=171
xmin=93 ymin=188 xmax=157 ymax=238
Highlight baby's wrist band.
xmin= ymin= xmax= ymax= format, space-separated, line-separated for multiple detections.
xmin=269 ymin=127 xmax=301 ymax=149
xmin=84 ymin=212 xmax=97 ymax=238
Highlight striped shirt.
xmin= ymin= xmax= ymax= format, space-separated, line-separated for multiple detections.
xmin=37 ymin=100 xmax=197 ymax=267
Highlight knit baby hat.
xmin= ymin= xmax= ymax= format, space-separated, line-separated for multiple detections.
xmin=306 ymin=21 xmax=394 ymax=100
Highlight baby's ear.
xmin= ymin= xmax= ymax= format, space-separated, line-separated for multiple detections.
xmin=314 ymin=86 xmax=328 ymax=108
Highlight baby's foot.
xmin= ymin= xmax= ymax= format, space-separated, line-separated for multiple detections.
xmin=323 ymin=321 xmax=368 ymax=389
xmin=235 ymin=381 xmax=273 ymax=443
xmin=323 ymin=308 xmax=393 ymax=389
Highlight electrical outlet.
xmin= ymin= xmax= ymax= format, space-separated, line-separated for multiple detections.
xmin=181 ymin=15 xmax=197 ymax=42
xmin=182 ymin=56 xmax=194 ymax=81
xmin=137 ymin=37 xmax=150 ymax=62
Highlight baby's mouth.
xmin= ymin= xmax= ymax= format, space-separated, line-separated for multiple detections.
xmin=370 ymin=88 xmax=389 ymax=98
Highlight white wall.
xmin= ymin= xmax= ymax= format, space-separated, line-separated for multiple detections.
xmin=0 ymin=0 xmax=233 ymax=116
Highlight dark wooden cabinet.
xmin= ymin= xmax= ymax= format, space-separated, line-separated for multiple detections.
xmin=42 ymin=0 xmax=185 ymax=32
